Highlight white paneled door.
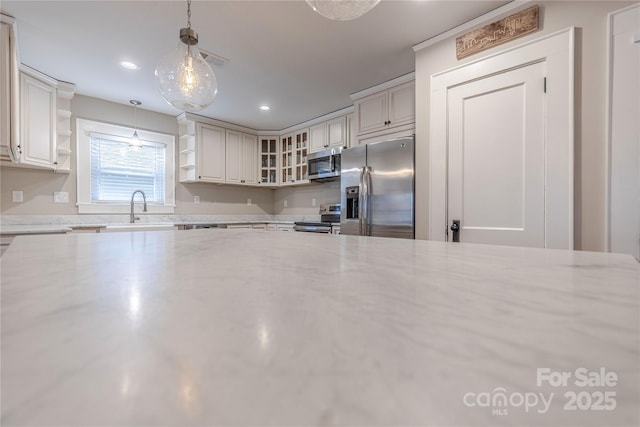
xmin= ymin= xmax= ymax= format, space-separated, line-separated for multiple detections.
xmin=430 ymin=28 xmax=573 ymax=249
xmin=447 ymin=61 xmax=546 ymax=247
xmin=608 ymin=4 xmax=640 ymax=259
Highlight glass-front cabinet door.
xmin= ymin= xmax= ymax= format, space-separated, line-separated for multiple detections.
xmin=281 ymin=134 xmax=294 ymax=185
xmin=280 ymin=129 xmax=309 ymax=186
xmin=294 ymin=130 xmax=309 ymax=183
xmin=258 ymin=136 xmax=278 ymax=186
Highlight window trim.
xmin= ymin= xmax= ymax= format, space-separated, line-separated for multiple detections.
xmin=76 ymin=118 xmax=175 ymax=214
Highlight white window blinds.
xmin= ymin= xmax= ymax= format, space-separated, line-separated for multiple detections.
xmin=90 ymin=135 xmax=166 ymax=203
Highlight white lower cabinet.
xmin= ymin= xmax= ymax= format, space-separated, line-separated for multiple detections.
xmin=226 ymin=223 xmax=270 ymax=230
xmin=266 ymin=223 xmax=294 ymax=231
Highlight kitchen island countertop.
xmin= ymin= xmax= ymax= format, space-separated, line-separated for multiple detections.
xmin=1 ymin=229 xmax=638 ymax=426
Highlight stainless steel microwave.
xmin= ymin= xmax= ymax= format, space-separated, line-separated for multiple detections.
xmin=308 ymin=147 xmax=342 ymax=181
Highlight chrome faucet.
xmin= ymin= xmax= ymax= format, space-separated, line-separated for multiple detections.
xmin=130 ymin=190 xmax=147 ymax=223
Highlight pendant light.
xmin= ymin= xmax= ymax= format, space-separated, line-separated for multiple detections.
xmin=305 ymin=0 xmax=380 ymax=21
xmin=129 ymin=100 xmax=142 ymax=149
xmin=155 ymin=0 xmax=217 ymax=112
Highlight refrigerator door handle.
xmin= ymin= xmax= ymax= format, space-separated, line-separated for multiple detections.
xmin=359 ymin=166 xmax=365 ymax=235
xmin=363 ymin=166 xmax=371 ymax=236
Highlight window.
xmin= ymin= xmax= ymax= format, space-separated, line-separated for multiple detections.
xmin=90 ymin=135 xmax=166 ymax=203
xmin=77 ymin=119 xmax=175 ymax=214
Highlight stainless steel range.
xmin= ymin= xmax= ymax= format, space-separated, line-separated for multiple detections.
xmin=293 ymin=204 xmax=340 ymax=233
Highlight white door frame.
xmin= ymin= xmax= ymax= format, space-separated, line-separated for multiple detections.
xmin=429 ymin=27 xmax=575 ymax=249
xmin=606 ymin=4 xmax=640 ymax=258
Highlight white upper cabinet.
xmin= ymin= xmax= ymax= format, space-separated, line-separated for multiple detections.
xmin=197 ymin=123 xmax=226 ymax=183
xmin=242 ymin=133 xmax=258 ymax=185
xmin=226 ymin=129 xmax=257 ymax=185
xmin=1 ymin=57 xmax=74 ymax=172
xmin=225 ymin=130 xmax=242 ymax=183
xmin=280 ymin=129 xmax=309 ymax=185
xmin=179 ymin=116 xmax=257 ymax=186
xmin=356 ymin=91 xmax=387 ymax=135
xmin=327 ymin=117 xmax=346 ymax=149
xmin=353 ymin=78 xmax=415 ymax=136
xmin=1 ymin=15 xmax=74 ymax=172
xmin=257 ymin=136 xmax=279 ymax=186
xmin=309 ymin=123 xmax=326 ymax=153
xmin=346 ymin=113 xmax=354 ymax=148
xmin=309 ymin=116 xmax=347 ymax=154
xmin=20 ymin=71 xmax=57 ymax=169
xmin=0 ymin=15 xmax=18 ymax=163
xmin=178 ymin=108 xmax=352 ymax=187
xmin=388 ymin=82 xmax=415 ymax=128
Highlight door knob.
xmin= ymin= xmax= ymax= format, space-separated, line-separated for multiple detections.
xmin=450 ymin=220 xmax=460 ymax=242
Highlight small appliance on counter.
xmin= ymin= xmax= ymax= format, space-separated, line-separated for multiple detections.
xmin=293 ymin=203 xmax=340 ymax=233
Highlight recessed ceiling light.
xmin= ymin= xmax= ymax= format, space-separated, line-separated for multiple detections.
xmin=120 ymin=61 xmax=140 ymax=70
xmin=259 ymin=105 xmax=271 ymax=111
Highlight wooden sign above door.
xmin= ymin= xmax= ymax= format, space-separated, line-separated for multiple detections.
xmin=456 ymin=5 xmax=539 ymax=60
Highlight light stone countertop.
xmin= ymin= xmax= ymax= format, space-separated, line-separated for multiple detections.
xmin=0 ymin=215 xmax=311 ymax=235
xmin=0 ymin=220 xmax=299 ymax=235
xmin=0 ymin=224 xmax=73 ymax=234
xmin=1 ymin=230 xmax=638 ymax=426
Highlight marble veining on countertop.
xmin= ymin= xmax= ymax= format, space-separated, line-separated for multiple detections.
xmin=1 ymin=230 xmax=638 ymax=426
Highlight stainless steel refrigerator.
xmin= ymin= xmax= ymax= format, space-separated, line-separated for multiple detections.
xmin=340 ymin=136 xmax=414 ymax=239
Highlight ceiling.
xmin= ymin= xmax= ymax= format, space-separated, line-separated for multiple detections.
xmin=2 ymin=0 xmax=510 ymax=131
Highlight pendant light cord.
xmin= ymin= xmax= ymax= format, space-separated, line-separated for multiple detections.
xmin=187 ymin=0 xmax=191 ymax=30
xmin=185 ymin=0 xmax=192 ymax=55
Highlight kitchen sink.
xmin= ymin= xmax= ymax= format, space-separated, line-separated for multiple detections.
xmin=103 ymin=223 xmax=177 ymax=232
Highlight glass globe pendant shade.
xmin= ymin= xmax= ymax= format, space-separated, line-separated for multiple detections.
xmin=305 ymin=0 xmax=380 ymax=21
xmin=129 ymin=130 xmax=142 ymax=150
xmin=155 ymin=29 xmax=217 ymax=112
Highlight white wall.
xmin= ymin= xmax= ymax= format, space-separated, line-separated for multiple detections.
xmin=0 ymin=95 xmax=274 ymax=216
xmin=0 ymin=94 xmax=340 ymax=218
xmin=273 ymin=180 xmax=340 ymax=216
xmin=414 ymin=0 xmax=636 ymax=251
